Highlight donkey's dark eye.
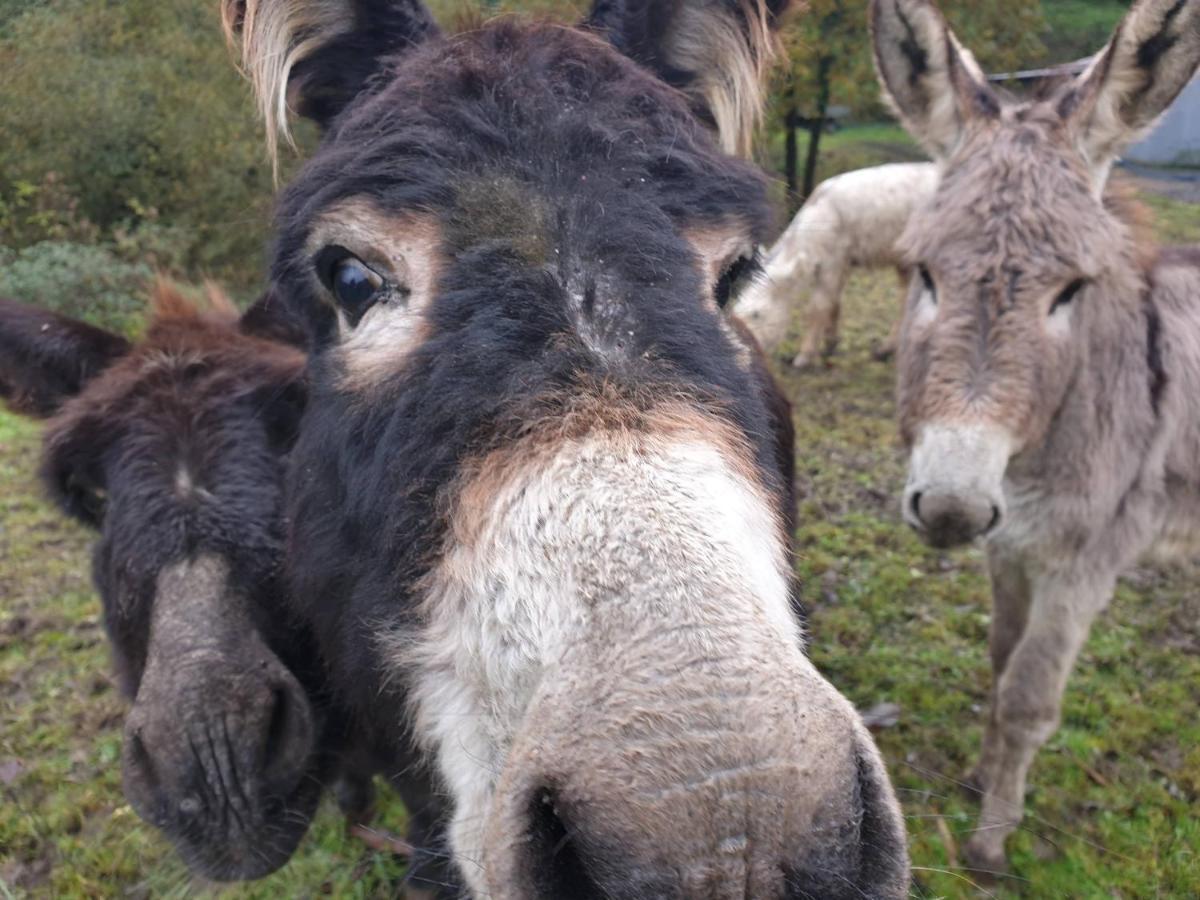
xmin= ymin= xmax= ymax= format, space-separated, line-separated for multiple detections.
xmin=918 ymin=265 xmax=936 ymax=300
xmin=1051 ymin=279 xmax=1086 ymax=314
xmin=714 ymin=252 xmax=762 ymax=310
xmin=314 ymin=246 xmax=384 ymax=325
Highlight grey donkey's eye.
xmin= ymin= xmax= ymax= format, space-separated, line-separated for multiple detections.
xmin=918 ymin=265 xmax=936 ymax=302
xmin=1051 ymin=279 xmax=1086 ymax=315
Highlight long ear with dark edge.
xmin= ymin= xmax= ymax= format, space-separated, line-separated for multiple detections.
xmin=41 ymin=410 xmax=118 ymax=527
xmin=1058 ymin=0 xmax=1200 ymax=181
xmin=585 ymin=0 xmax=794 ymax=158
xmin=221 ymin=0 xmax=439 ymax=162
xmin=238 ymin=287 xmax=312 ymax=352
xmin=869 ymin=0 xmax=999 ymax=160
xmin=0 ymin=298 xmax=130 ymax=418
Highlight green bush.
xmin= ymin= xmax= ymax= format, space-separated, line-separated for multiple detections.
xmin=0 ymin=0 xmax=275 ymax=290
xmin=0 ymin=241 xmax=153 ymax=335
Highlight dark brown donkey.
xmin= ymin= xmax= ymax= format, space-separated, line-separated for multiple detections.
xmin=872 ymin=0 xmax=1200 ymax=873
xmin=0 ymin=286 xmax=386 ymax=883
xmin=224 ymin=0 xmax=909 ymax=896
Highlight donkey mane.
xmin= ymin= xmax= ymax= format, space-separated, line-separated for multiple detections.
xmin=226 ymin=0 xmax=786 ymax=161
xmin=147 ymin=278 xmax=238 ymax=322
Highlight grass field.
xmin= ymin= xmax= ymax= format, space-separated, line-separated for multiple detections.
xmin=2 ymin=185 xmax=1199 ymax=897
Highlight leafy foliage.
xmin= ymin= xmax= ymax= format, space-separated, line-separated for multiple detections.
xmin=773 ymin=0 xmax=1047 ymax=127
xmin=0 ymin=241 xmax=152 ymax=336
xmin=0 ymin=0 xmax=274 ymax=289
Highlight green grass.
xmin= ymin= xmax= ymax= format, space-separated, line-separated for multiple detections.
xmin=1 ymin=181 xmax=1198 ymax=897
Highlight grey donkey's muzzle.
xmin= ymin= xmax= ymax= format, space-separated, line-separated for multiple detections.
xmin=903 ymin=422 xmax=1012 ymax=548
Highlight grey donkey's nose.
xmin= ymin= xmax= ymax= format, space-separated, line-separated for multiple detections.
xmin=906 ymin=485 xmax=1002 ymax=548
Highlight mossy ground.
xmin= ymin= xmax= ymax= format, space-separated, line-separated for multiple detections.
xmin=2 ymin=190 xmax=1198 ymax=897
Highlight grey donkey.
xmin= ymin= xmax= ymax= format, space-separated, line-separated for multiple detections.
xmin=872 ymin=0 xmax=1200 ymax=875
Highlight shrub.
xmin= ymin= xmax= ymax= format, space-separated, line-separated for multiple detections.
xmin=0 ymin=241 xmax=153 ymax=335
xmin=0 ymin=0 xmax=274 ymax=290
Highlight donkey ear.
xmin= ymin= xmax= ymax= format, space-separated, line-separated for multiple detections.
xmin=1058 ymin=0 xmax=1200 ymax=181
xmin=42 ymin=411 xmax=117 ymax=527
xmin=222 ymin=0 xmax=439 ymax=158
xmin=238 ymin=288 xmax=311 ymax=352
xmin=0 ymin=298 xmax=130 ymax=418
xmin=585 ymin=0 xmax=795 ymax=157
xmin=869 ymin=0 xmax=999 ymax=160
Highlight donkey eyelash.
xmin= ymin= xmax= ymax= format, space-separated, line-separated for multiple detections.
xmin=714 ymin=250 xmax=764 ymax=309
xmin=918 ymin=265 xmax=936 ymax=300
xmin=1051 ymin=278 xmax=1087 ymax=314
xmin=312 ymin=245 xmax=372 ymax=291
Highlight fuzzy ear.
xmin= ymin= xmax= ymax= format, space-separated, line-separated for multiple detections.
xmin=869 ymin=0 xmax=999 ymax=160
xmin=1057 ymin=0 xmax=1200 ymax=182
xmin=222 ymin=0 xmax=439 ymax=162
xmin=0 ymin=298 xmax=130 ymax=418
xmin=238 ymin=287 xmax=312 ymax=351
xmin=585 ymin=0 xmax=794 ymax=157
xmin=255 ymin=369 xmax=309 ymax=453
xmin=41 ymin=410 xmax=118 ymax=527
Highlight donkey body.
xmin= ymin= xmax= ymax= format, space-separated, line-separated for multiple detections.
xmin=737 ymin=162 xmax=939 ymax=369
xmin=0 ymin=288 xmax=461 ymax=889
xmin=871 ymin=0 xmax=1200 ymax=872
xmin=223 ymin=0 xmax=909 ymax=895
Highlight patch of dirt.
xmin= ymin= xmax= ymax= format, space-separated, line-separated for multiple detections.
xmin=1 ymin=852 xmax=53 ymax=892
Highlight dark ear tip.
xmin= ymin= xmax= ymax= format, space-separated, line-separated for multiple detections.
xmin=221 ymin=0 xmax=247 ymax=37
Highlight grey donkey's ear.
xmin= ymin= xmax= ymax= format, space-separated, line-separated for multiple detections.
xmin=221 ymin=0 xmax=439 ymax=164
xmin=869 ymin=0 xmax=998 ymax=160
xmin=585 ymin=0 xmax=796 ymax=158
xmin=1058 ymin=0 xmax=1200 ymax=180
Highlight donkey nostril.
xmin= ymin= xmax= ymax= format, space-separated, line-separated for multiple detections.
xmin=262 ymin=687 xmax=291 ymax=772
xmin=909 ymin=491 xmax=923 ymax=521
xmin=986 ymin=504 xmax=1002 ymax=533
xmin=525 ymin=788 xmax=603 ymax=900
xmin=126 ymin=729 xmax=160 ymax=793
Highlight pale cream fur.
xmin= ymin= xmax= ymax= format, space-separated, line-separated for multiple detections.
xmin=735 ymin=162 xmax=939 ymax=367
xmin=388 ymin=418 xmax=906 ymax=896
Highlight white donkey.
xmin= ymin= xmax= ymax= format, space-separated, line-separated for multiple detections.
xmin=873 ymin=0 xmax=1200 ymax=874
xmin=737 ymin=162 xmax=939 ymax=369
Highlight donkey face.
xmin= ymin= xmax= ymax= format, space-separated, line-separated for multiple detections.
xmin=873 ymin=0 xmax=1200 ymax=548
xmin=0 ymin=290 xmax=317 ymax=880
xmin=227 ymin=1 xmax=908 ymax=896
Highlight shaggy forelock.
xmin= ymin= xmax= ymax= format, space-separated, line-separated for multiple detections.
xmin=902 ymin=104 xmax=1124 ymax=277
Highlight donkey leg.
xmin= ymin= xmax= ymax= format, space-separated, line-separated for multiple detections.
xmin=966 ymin=544 xmax=1033 ymax=796
xmin=963 ymin=570 xmax=1116 ymax=874
xmin=792 ymin=264 xmax=843 ymax=369
xmin=391 ymin=768 xmax=465 ymax=899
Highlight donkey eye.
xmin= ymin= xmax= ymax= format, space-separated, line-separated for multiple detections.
xmin=714 ymin=252 xmax=762 ymax=310
xmin=918 ymin=265 xmax=936 ymax=301
xmin=314 ymin=246 xmax=384 ymax=325
xmin=1051 ymin=279 xmax=1086 ymax=315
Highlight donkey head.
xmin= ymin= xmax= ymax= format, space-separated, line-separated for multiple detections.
xmin=0 ymin=288 xmax=317 ymax=880
xmin=226 ymin=0 xmax=909 ymax=896
xmin=872 ymin=0 xmax=1200 ymax=548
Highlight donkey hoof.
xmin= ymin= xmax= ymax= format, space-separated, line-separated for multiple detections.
xmin=962 ymin=835 xmax=1010 ymax=881
xmin=791 ymin=352 xmax=815 ymax=370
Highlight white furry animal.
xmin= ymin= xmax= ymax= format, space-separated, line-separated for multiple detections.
xmin=737 ymin=162 xmax=939 ymax=369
